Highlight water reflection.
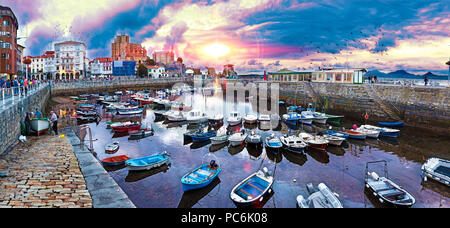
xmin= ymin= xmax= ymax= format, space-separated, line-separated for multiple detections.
xmin=177 ymin=178 xmax=221 ymax=208
xmin=125 ymin=164 xmax=171 ymax=183
xmin=68 ymin=90 xmax=450 ymax=208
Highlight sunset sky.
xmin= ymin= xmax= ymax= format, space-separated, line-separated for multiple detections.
xmin=3 ymin=0 xmax=450 ymax=75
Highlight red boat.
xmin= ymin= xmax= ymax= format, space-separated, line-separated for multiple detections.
xmin=139 ymin=99 xmax=153 ymax=106
xmin=341 ymin=130 xmax=367 ymax=140
xmin=101 ymin=155 xmax=130 ymax=166
xmin=112 ymin=123 xmax=141 ymax=133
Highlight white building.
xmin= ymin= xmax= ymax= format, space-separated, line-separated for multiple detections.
xmin=54 ymin=41 xmax=88 ymax=80
xmin=30 ymin=51 xmax=55 ymax=80
xmin=147 ymin=65 xmax=167 ymax=78
xmin=90 ymin=57 xmax=112 ymax=77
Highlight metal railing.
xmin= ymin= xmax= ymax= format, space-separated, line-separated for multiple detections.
xmin=0 ymin=82 xmax=50 ymax=110
xmin=50 ymin=77 xmax=192 ymax=90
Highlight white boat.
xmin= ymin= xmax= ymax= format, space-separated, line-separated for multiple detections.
xmin=246 ymin=131 xmax=262 ymax=144
xmin=30 ymin=119 xmax=51 ymax=136
xmin=280 ymin=135 xmax=307 ymax=153
xmin=422 ymin=157 xmax=450 ymax=187
xmin=117 ymin=107 xmax=143 ymax=115
xmin=300 ymin=111 xmax=315 ymax=125
xmin=227 ymin=111 xmax=242 ymax=126
xmin=356 ymin=128 xmax=380 ymax=139
xmin=230 ymin=167 xmax=274 ymax=207
xmin=110 ymin=121 xmax=132 ymax=128
xmin=167 ymin=111 xmax=186 ymax=122
xmin=297 ymin=183 xmax=343 ymax=208
xmin=299 ymin=133 xmax=329 ymax=151
xmin=258 ymin=114 xmax=271 ymax=122
xmin=322 ymin=134 xmax=346 ymax=146
xmin=211 ymin=127 xmax=229 ymax=145
xmin=243 ymin=114 xmax=258 ymax=124
xmin=186 ymin=110 xmax=208 ymax=124
xmin=207 ymin=114 xmax=224 ymax=124
xmin=105 ymin=142 xmax=120 ymax=153
xmin=359 ymin=125 xmax=400 ymax=138
xmin=229 ymin=131 xmax=248 ymax=147
xmin=312 ymin=112 xmax=329 ymax=124
xmin=365 ymin=161 xmax=416 ymax=207
xmin=265 ymin=134 xmax=283 ymax=149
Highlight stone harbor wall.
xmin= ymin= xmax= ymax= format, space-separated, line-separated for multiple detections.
xmin=278 ymin=82 xmax=450 ymax=134
xmin=0 ymin=86 xmax=51 ymax=155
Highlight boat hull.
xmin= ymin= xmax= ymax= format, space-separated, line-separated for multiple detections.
xmin=379 ymin=122 xmax=404 ymax=127
xmin=307 ymin=143 xmax=328 ymax=151
xmin=30 ymin=119 xmax=50 ymax=136
xmin=126 ymin=154 xmax=170 ymax=171
xmin=181 ymin=165 xmax=222 ymax=192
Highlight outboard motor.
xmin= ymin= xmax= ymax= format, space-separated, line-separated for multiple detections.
xmin=210 ymin=160 xmax=218 ymax=168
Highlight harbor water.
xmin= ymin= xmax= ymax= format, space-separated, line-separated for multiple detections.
xmin=62 ymin=91 xmax=449 ymax=208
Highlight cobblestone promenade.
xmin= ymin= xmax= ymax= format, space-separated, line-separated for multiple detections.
xmin=0 ymin=135 xmax=93 ymax=208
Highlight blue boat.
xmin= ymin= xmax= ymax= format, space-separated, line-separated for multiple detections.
xmin=379 ymin=122 xmax=404 ymax=127
xmin=181 ymin=161 xmax=222 ymax=191
xmin=191 ymin=131 xmax=217 ymax=142
xmin=230 ymin=168 xmax=274 ymax=207
xmin=326 ymin=130 xmax=349 ymax=140
xmin=125 ymin=152 xmax=170 ymax=171
xmin=282 ymin=112 xmax=301 ymax=125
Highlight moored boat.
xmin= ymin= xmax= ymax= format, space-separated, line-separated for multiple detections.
xmin=125 ymin=152 xmax=171 ymax=171
xmin=265 ymin=134 xmax=283 ymax=151
xmin=167 ymin=111 xmax=186 ymax=122
xmin=181 ymin=161 xmax=222 ymax=192
xmin=359 ymin=125 xmax=400 ymax=138
xmin=365 ymin=161 xmax=416 ymax=207
xmin=378 ymin=122 xmax=404 ymax=127
xmin=208 ymin=114 xmax=224 ymax=125
xmin=299 ymin=133 xmax=329 ymax=151
xmin=421 ymin=157 xmax=450 ymax=187
xmin=186 ymin=110 xmax=208 ymax=124
xmin=112 ymin=123 xmax=141 ymax=133
xmin=230 ymin=167 xmax=274 ymax=208
xmin=227 ymin=111 xmax=242 ymax=126
xmin=117 ymin=107 xmax=144 ymax=115
xmin=258 ymin=114 xmax=271 ymax=122
xmin=326 ymin=130 xmax=349 ymax=140
xmin=229 ymin=130 xmax=248 ymax=147
xmin=282 ymin=112 xmax=301 ymax=125
xmin=280 ymin=135 xmax=307 ymax=153
xmin=105 ymin=142 xmax=120 ymax=153
xmin=297 ymin=183 xmax=343 ymax=208
xmin=322 ymin=134 xmax=346 ymax=146
xmin=191 ymin=131 xmax=217 ymax=142
xmin=128 ymin=129 xmax=153 ymax=139
xmin=356 ymin=128 xmax=380 ymax=139
xmin=341 ymin=130 xmax=367 ymax=140
xmin=102 ymin=155 xmax=130 ymax=166
xmin=243 ymin=114 xmax=258 ymax=124
xmin=246 ymin=131 xmax=262 ymax=145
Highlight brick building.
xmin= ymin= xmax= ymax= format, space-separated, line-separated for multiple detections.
xmin=111 ymin=35 xmax=147 ymax=64
xmin=0 ymin=6 xmax=19 ymax=79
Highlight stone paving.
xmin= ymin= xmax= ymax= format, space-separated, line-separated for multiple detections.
xmin=0 ymin=135 xmax=93 ymax=208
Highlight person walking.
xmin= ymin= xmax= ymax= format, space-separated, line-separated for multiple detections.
xmin=0 ymin=77 xmax=5 ymax=99
xmin=13 ymin=78 xmax=19 ymax=96
xmin=424 ymin=75 xmax=429 ymax=86
xmin=50 ymin=111 xmax=58 ymax=135
xmin=5 ymin=79 xmax=11 ymax=97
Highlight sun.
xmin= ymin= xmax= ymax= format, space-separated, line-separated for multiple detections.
xmin=203 ymin=42 xmax=230 ymax=58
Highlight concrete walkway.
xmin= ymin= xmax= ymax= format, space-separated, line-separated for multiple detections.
xmin=65 ymin=128 xmax=136 ymax=208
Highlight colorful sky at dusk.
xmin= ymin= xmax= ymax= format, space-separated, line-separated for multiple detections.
xmin=3 ymin=0 xmax=450 ymax=74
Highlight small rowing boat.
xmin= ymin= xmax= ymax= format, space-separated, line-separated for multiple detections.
xmin=181 ymin=161 xmax=222 ymax=192
xmin=365 ymin=160 xmax=415 ymax=207
xmin=299 ymin=133 xmax=329 ymax=151
xmin=341 ymin=130 xmax=367 ymax=140
xmin=125 ymin=152 xmax=171 ymax=171
xmin=102 ymin=155 xmax=130 ymax=166
xmin=30 ymin=118 xmax=51 ymax=136
xmin=230 ymin=167 xmax=274 ymax=208
xmin=280 ymin=135 xmax=307 ymax=153
xmin=422 ymin=157 xmax=450 ymax=187
xmin=297 ymin=183 xmax=343 ymax=208
xmin=378 ymin=122 xmax=404 ymax=127
xmin=105 ymin=142 xmax=120 ymax=153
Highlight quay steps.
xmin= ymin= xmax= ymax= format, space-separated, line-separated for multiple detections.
xmin=364 ymin=84 xmax=403 ymax=121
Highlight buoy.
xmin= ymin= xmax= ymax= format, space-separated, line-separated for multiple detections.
xmin=293 ymin=179 xmax=297 ymax=183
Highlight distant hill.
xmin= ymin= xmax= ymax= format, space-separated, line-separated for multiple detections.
xmin=365 ymin=70 xmax=447 ymax=80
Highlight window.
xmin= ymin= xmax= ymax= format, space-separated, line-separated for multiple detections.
xmin=326 ymin=73 xmax=333 ymax=81
xmin=1 ymin=53 xmax=9 ymax=59
xmin=3 ymin=20 xmax=10 ymax=27
xmin=336 ymin=73 xmax=342 ymax=81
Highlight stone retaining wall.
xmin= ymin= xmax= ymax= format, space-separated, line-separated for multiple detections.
xmin=0 ymin=86 xmax=50 ymax=155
